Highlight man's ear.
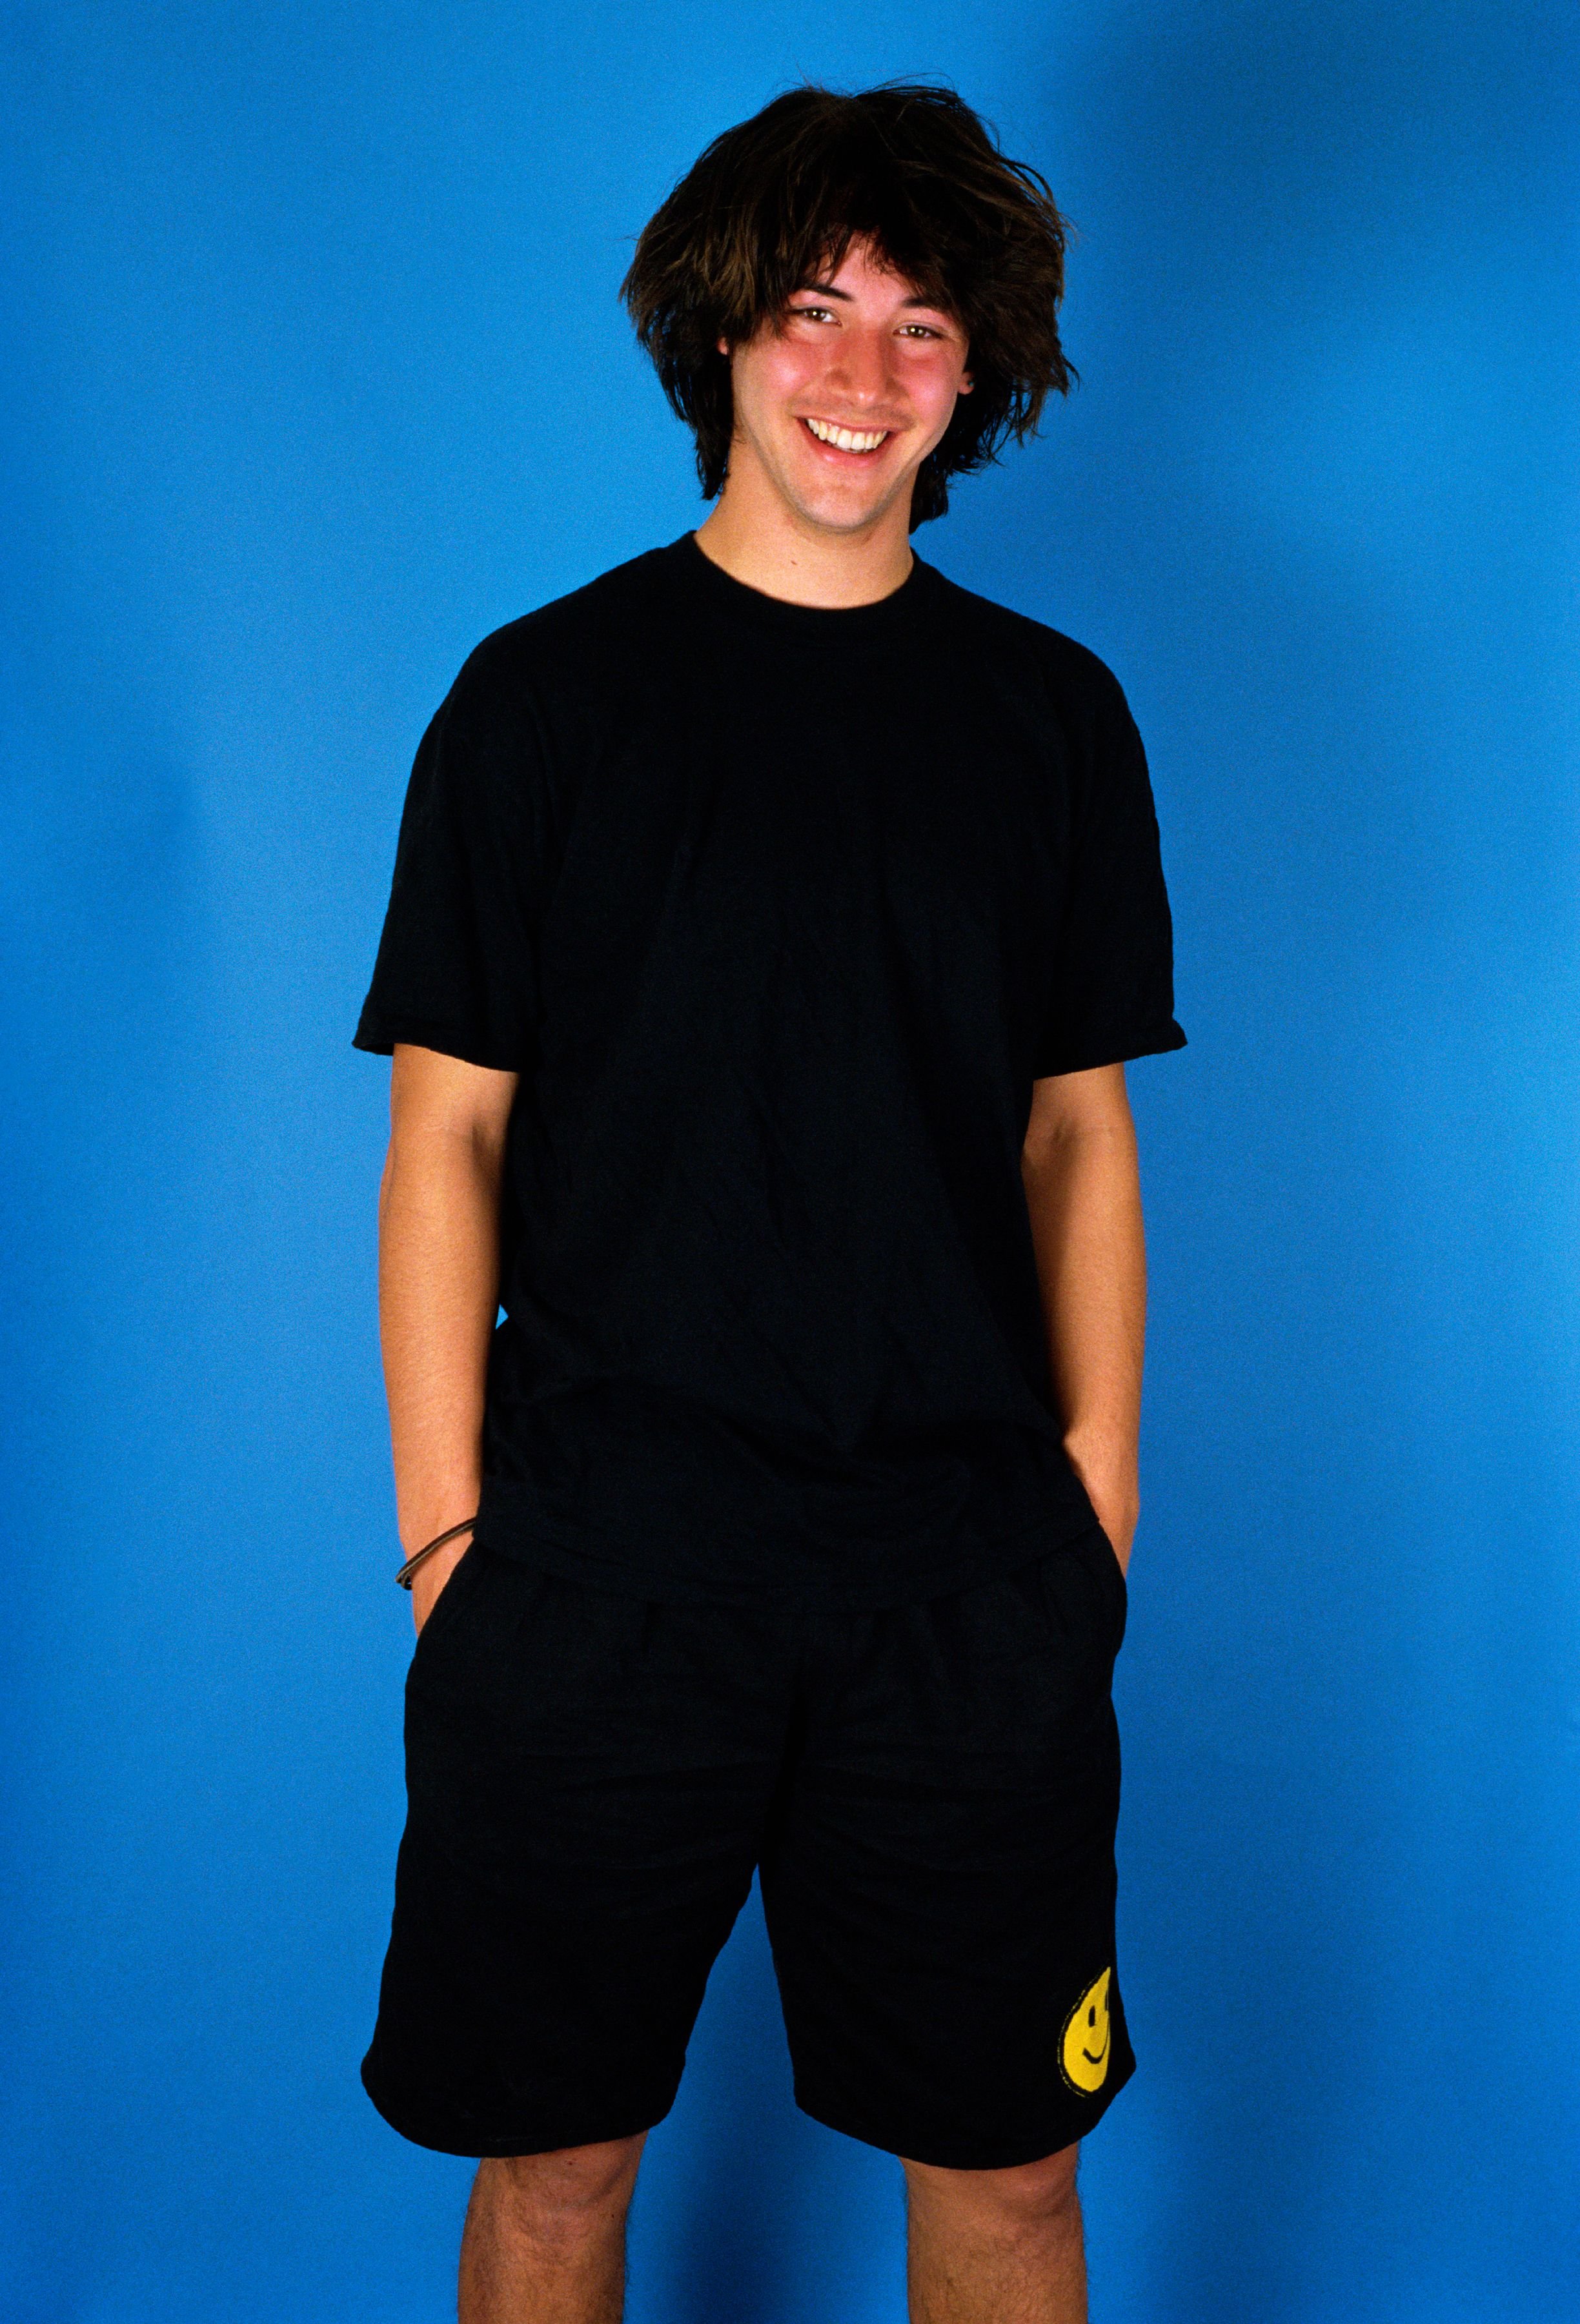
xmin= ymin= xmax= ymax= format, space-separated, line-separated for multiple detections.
xmin=717 ymin=335 xmax=731 ymax=356
xmin=958 ymin=371 xmax=975 ymax=393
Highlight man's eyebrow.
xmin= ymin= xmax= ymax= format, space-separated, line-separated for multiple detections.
xmin=793 ymin=281 xmax=954 ymax=311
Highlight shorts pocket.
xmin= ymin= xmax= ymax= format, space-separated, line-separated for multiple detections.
xmin=410 ymin=1538 xmax=487 ymax=1662
xmin=1035 ymin=1527 xmax=1127 ymax=1664
xmin=1084 ymin=1525 xmax=1128 ymax=1657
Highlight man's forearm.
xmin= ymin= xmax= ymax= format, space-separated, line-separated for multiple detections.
xmin=378 ymin=1118 xmax=506 ymax=1558
xmin=1020 ymin=1094 xmax=1146 ymax=1565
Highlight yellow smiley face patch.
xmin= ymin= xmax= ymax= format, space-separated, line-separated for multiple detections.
xmin=1060 ymin=1968 xmax=1113 ymax=2093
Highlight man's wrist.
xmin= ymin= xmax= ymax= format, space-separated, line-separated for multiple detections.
xmin=398 ymin=1493 xmax=481 ymax=1551
xmin=396 ymin=1513 xmax=479 ymax=1589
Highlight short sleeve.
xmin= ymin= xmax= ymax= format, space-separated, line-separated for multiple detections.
xmin=352 ymin=646 xmax=550 ymax=1072
xmin=1033 ymin=658 xmax=1188 ymax=1079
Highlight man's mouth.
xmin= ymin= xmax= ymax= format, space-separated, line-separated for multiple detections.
xmin=801 ymin=416 xmax=891 ymax=454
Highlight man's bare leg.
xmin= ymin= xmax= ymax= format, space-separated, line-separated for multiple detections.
xmin=458 ymin=2133 xmax=646 ymax=2323
xmin=902 ymin=2142 xmax=1086 ymax=2324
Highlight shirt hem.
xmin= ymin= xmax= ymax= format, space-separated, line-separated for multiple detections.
xmin=470 ymin=1490 xmax=1102 ymax=1613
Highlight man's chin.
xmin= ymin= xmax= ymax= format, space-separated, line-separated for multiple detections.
xmin=782 ymin=470 xmax=913 ymax=538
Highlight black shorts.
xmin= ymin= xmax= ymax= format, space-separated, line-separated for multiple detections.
xmin=361 ymin=1525 xmax=1135 ymax=2171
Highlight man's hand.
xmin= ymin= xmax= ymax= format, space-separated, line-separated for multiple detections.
xmin=410 ymin=1533 xmax=474 ymax=1635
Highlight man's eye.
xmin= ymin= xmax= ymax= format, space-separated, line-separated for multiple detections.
xmin=789 ymin=304 xmax=834 ymax=323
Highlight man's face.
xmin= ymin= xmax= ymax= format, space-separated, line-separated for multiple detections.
xmin=722 ymin=236 xmax=973 ymax=536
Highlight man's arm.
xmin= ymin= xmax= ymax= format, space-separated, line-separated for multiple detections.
xmin=1020 ymin=1062 xmax=1146 ymax=1573
xmin=379 ymin=1042 xmax=519 ymax=1630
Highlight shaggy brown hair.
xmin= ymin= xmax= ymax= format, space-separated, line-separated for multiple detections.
xmin=620 ymin=81 xmax=1075 ymax=529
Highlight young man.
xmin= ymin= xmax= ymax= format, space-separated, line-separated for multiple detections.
xmin=354 ymin=81 xmax=1184 ymax=2324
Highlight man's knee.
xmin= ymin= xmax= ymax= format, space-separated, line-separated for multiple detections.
xmin=477 ymin=2132 xmax=646 ymax=2246
xmin=903 ymin=2139 xmax=1080 ymax=2235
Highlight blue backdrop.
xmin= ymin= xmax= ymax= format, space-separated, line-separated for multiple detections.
xmin=3 ymin=4 xmax=1575 ymax=2318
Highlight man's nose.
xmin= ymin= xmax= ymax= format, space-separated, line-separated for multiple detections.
xmin=825 ymin=325 xmax=896 ymax=407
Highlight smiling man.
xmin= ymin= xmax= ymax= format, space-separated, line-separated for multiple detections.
xmin=353 ymin=81 xmax=1185 ymax=2324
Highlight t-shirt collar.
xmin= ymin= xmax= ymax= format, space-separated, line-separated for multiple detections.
xmin=672 ymin=531 xmax=933 ymax=635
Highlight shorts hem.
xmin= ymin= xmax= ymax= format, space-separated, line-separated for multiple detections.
xmin=361 ymin=2055 xmax=674 ymax=2159
xmin=791 ymin=2057 xmax=1135 ymax=2171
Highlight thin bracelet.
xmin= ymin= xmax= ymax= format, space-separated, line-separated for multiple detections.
xmin=395 ymin=1514 xmax=479 ymax=1589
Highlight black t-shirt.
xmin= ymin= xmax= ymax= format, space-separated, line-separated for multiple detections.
xmin=354 ymin=533 xmax=1186 ymax=1609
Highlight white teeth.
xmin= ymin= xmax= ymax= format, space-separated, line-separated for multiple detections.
xmin=805 ymin=417 xmax=889 ymax=452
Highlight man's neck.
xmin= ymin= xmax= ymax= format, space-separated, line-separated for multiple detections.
xmin=694 ymin=469 xmax=914 ymax=608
